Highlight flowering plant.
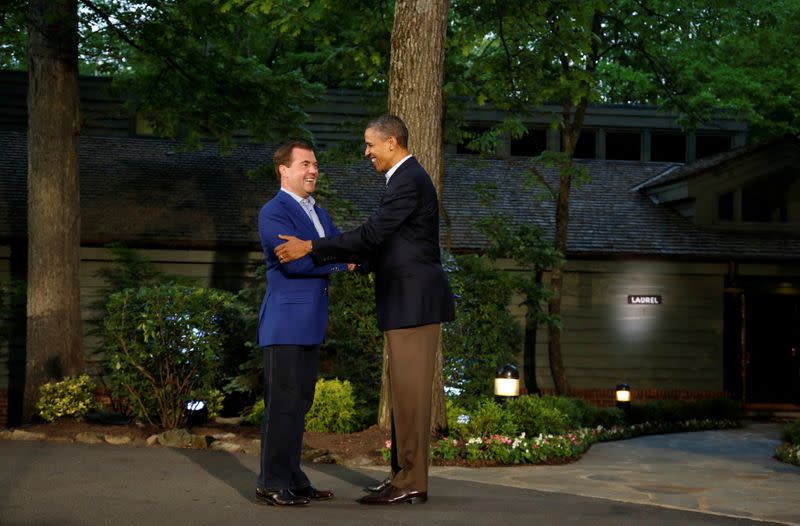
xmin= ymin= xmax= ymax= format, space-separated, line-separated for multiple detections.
xmin=379 ymin=418 xmax=743 ymax=466
xmin=775 ymin=443 xmax=800 ymax=466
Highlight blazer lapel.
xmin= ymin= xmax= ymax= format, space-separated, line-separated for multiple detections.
xmin=277 ymin=191 xmax=320 ymax=239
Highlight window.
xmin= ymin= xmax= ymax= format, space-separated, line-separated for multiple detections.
xmin=571 ymin=130 xmax=596 ymax=159
xmin=510 ymin=129 xmax=547 ymax=157
xmin=742 ymin=172 xmax=799 ymax=223
xmin=718 ymin=191 xmax=734 ymax=221
xmin=696 ymin=135 xmax=732 ymax=159
xmin=651 ymin=133 xmax=686 ymax=162
xmin=457 ymin=126 xmax=491 ymax=154
xmin=606 ymin=131 xmax=641 ymax=161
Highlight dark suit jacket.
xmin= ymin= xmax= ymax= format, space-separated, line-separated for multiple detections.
xmin=311 ymin=156 xmax=455 ymax=331
xmin=257 ymin=190 xmax=345 ymax=346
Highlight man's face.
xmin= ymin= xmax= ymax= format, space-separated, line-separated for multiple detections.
xmin=279 ymin=147 xmax=318 ymax=198
xmin=364 ymin=127 xmax=395 ymax=173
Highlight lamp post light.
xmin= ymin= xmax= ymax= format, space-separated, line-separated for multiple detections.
xmin=615 ymin=383 xmax=631 ymax=418
xmin=494 ymin=364 xmax=520 ymax=402
xmin=185 ymin=399 xmax=209 ymax=427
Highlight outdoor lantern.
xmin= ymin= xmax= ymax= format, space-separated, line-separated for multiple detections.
xmin=185 ymin=399 xmax=208 ymax=427
xmin=494 ymin=364 xmax=520 ymax=400
xmin=615 ymin=383 xmax=631 ymax=415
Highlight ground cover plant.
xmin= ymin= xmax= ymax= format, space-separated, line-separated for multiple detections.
xmin=405 ymin=396 xmax=743 ymax=466
xmin=775 ymin=418 xmax=800 ymax=466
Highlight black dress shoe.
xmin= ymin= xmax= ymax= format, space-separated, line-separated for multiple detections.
xmin=292 ymin=485 xmax=334 ymax=500
xmin=255 ymin=488 xmax=310 ymax=506
xmin=358 ymin=484 xmax=427 ymax=505
xmin=364 ymin=477 xmax=392 ymax=493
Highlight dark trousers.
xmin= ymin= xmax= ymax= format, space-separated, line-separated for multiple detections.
xmin=257 ymin=344 xmax=319 ymax=491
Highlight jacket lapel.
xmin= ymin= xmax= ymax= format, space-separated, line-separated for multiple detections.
xmin=277 ymin=191 xmax=320 ymax=238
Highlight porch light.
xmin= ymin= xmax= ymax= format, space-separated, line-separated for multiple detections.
xmin=494 ymin=364 xmax=520 ymax=399
xmin=615 ymin=383 xmax=631 ymax=417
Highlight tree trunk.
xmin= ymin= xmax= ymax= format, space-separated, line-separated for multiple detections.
xmin=380 ymin=0 xmax=449 ymax=435
xmin=23 ymin=0 xmax=83 ymax=422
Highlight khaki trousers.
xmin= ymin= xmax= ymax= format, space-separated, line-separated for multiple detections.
xmin=385 ymin=323 xmax=440 ymax=491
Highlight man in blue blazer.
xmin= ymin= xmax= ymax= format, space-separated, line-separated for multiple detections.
xmin=255 ymin=140 xmax=348 ymax=507
xmin=275 ymin=116 xmax=456 ymax=505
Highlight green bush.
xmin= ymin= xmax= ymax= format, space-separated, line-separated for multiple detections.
xmin=781 ymin=418 xmax=800 ymax=446
xmin=460 ymin=399 xmax=518 ymax=438
xmin=442 ymin=254 xmax=523 ymax=407
xmin=506 ymin=395 xmax=571 ymax=436
xmin=322 ymin=272 xmax=383 ymax=428
xmin=583 ymin=405 xmax=626 ymax=428
xmin=244 ymin=398 xmax=265 ymax=426
xmin=305 ymin=378 xmax=358 ymax=433
xmin=103 ymin=284 xmax=239 ymax=428
xmin=243 ymin=378 xmax=358 ymax=433
xmin=628 ymin=398 xmax=741 ymax=425
xmin=36 ymin=374 xmax=98 ymax=422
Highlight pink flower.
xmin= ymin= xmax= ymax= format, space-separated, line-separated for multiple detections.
xmin=385 ymin=440 xmax=392 ymax=449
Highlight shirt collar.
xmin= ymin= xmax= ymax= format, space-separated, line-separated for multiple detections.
xmin=281 ymin=187 xmax=315 ymax=207
xmin=384 ymin=154 xmax=413 ymax=185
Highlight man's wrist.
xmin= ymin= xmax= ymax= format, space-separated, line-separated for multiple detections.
xmin=306 ymin=239 xmax=313 ymax=255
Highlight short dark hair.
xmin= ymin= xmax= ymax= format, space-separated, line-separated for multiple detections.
xmin=366 ymin=115 xmax=408 ymax=149
xmin=273 ymin=140 xmax=313 ymax=177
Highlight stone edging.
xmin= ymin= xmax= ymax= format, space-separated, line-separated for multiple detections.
xmin=0 ymin=428 xmax=373 ymax=466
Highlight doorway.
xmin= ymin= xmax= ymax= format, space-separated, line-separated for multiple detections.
xmin=741 ymin=286 xmax=800 ymax=405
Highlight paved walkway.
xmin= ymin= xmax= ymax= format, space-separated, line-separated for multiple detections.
xmin=0 ymin=421 xmax=797 ymax=525
xmin=430 ymin=422 xmax=800 ymax=525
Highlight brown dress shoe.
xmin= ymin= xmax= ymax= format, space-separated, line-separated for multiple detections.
xmin=358 ymin=484 xmax=427 ymax=505
xmin=292 ymin=485 xmax=334 ymax=500
xmin=255 ymin=488 xmax=310 ymax=506
xmin=364 ymin=477 xmax=392 ymax=493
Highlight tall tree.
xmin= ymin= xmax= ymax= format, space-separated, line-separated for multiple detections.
xmin=23 ymin=0 xmax=83 ymax=421
xmin=381 ymin=0 xmax=450 ymax=433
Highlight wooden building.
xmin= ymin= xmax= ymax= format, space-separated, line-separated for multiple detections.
xmin=1 ymin=71 xmax=798 ymax=425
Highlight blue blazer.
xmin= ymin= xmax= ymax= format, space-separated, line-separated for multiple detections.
xmin=257 ymin=190 xmax=345 ymax=346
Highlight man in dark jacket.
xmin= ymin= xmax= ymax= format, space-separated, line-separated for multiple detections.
xmin=275 ymin=115 xmax=455 ymax=505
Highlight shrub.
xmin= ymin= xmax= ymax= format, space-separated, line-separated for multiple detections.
xmin=243 ymin=378 xmax=359 ymax=433
xmin=462 ymin=399 xmax=518 ymax=438
xmin=583 ymin=405 xmax=626 ymax=429
xmin=322 ymin=272 xmax=383 ymax=428
xmin=628 ymin=398 xmax=741 ymax=425
xmin=442 ymin=254 xmax=522 ymax=407
xmin=244 ymin=398 xmax=264 ymax=426
xmin=37 ymin=374 xmax=98 ymax=422
xmin=506 ymin=395 xmax=571 ymax=436
xmin=305 ymin=378 xmax=358 ymax=433
xmin=781 ymin=418 xmax=800 ymax=446
xmin=103 ymin=284 xmax=239 ymax=428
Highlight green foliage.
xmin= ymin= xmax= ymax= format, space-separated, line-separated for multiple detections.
xmin=103 ymin=284 xmax=240 ymax=428
xmin=322 ymin=271 xmax=383 ymax=427
xmin=442 ymin=254 xmax=522 ymax=406
xmin=781 ymin=418 xmax=800 ymax=446
xmin=244 ymin=398 xmax=264 ymax=427
xmin=627 ymin=399 xmax=742 ymax=425
xmin=90 ymin=244 xmax=194 ymax=340
xmin=242 ymin=378 xmax=358 ymax=434
xmin=305 ymin=378 xmax=358 ymax=434
xmin=425 ymin=395 xmax=741 ymax=466
xmin=36 ymin=375 xmax=98 ymax=422
xmin=505 ymin=395 xmax=571 ymax=436
xmin=456 ymin=399 xmax=518 ymax=439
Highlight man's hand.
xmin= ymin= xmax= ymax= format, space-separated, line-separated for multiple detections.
xmin=275 ymin=235 xmax=313 ymax=263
